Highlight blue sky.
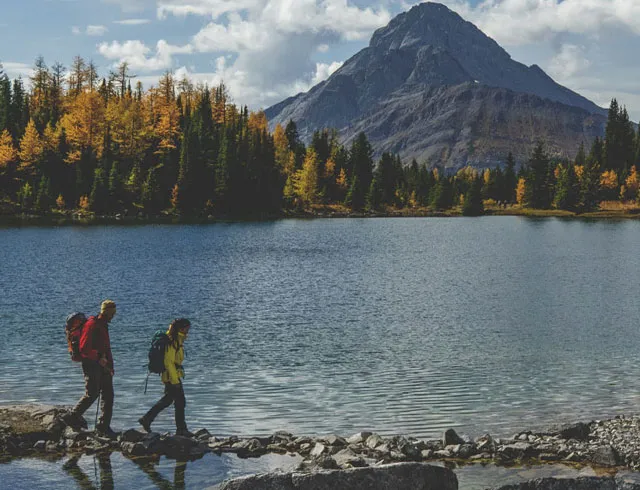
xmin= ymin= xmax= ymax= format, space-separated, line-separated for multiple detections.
xmin=2 ymin=0 xmax=640 ymax=119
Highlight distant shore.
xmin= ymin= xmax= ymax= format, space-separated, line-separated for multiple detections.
xmin=1 ymin=203 xmax=640 ymax=226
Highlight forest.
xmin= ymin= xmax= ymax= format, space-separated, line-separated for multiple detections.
xmin=1 ymin=57 xmax=640 ymax=219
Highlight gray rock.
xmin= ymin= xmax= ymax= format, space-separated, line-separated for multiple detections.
xmin=556 ymin=422 xmax=592 ymax=442
xmin=34 ymin=440 xmax=46 ymax=450
xmin=346 ymin=432 xmax=372 ymax=445
xmin=443 ymin=429 xmax=465 ymax=446
xmin=120 ymin=429 xmax=146 ymax=443
xmin=215 ymin=462 xmax=457 ymax=490
xmin=590 ymin=446 xmax=620 ymax=467
xmin=310 ymin=443 xmax=326 ymax=457
xmin=499 ymin=442 xmax=535 ymax=460
xmin=333 ymin=448 xmax=365 ymax=468
xmin=323 ymin=435 xmax=346 ymax=447
xmin=491 ymin=477 xmax=618 ymax=489
xmin=366 ymin=434 xmax=384 ymax=449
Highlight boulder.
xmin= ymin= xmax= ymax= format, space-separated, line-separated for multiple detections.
xmin=590 ymin=446 xmax=620 ymax=467
xmin=347 ymin=432 xmax=372 ymax=445
xmin=215 ymin=462 xmax=458 ymax=490
xmin=491 ymin=476 xmax=621 ymax=489
xmin=120 ymin=429 xmax=146 ymax=444
xmin=555 ymin=422 xmax=592 ymax=442
xmin=443 ymin=429 xmax=465 ymax=446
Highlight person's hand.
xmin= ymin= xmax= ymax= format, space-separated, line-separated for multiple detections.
xmin=98 ymin=357 xmax=108 ymax=368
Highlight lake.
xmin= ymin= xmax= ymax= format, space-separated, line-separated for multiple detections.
xmin=2 ymin=217 xmax=640 ymax=487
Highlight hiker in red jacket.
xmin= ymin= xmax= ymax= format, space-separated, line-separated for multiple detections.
xmin=69 ymin=300 xmax=117 ymax=438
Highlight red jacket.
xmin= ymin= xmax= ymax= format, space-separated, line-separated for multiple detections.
xmin=79 ymin=315 xmax=114 ymax=372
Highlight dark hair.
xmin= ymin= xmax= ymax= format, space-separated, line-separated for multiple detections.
xmin=168 ymin=318 xmax=191 ymax=342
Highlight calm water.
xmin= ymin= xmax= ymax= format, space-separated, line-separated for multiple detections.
xmin=2 ymin=217 xmax=640 ymax=487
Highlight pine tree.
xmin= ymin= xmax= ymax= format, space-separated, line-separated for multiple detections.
xmin=462 ymin=176 xmax=484 ymax=216
xmin=553 ymin=164 xmax=578 ymax=211
xmin=141 ymin=166 xmax=163 ymax=214
xmin=89 ymin=167 xmax=109 ymax=213
xmin=431 ymin=175 xmax=453 ymax=210
xmin=346 ymin=133 xmax=373 ymax=210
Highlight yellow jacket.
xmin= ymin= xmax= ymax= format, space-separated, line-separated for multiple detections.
xmin=161 ymin=330 xmax=185 ymax=385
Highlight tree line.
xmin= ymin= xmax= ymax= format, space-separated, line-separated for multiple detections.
xmin=1 ymin=57 xmax=640 ymax=218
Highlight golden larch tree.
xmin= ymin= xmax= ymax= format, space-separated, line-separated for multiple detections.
xmin=0 ymin=130 xmax=17 ymax=169
xmin=18 ymin=120 xmax=44 ymax=174
xmin=60 ymin=91 xmax=105 ymax=162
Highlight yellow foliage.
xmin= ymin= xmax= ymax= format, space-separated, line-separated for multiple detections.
xmin=625 ymin=166 xmax=639 ymax=195
xmin=324 ymin=158 xmax=336 ymax=179
xmin=78 ymin=195 xmax=90 ymax=210
xmin=516 ymin=177 xmax=527 ymax=205
xmin=483 ymin=168 xmax=491 ymax=185
xmin=294 ymin=147 xmax=319 ymax=205
xmin=408 ymin=190 xmax=417 ymax=208
xmin=273 ymin=124 xmax=292 ymax=173
xmin=0 ymin=129 xmax=16 ymax=168
xmin=18 ymin=120 xmax=44 ymax=173
xmin=61 ymin=91 xmax=105 ymax=162
xmin=433 ymin=167 xmax=439 ymax=181
xmin=56 ymin=194 xmax=65 ymax=209
xmin=336 ymin=168 xmax=348 ymax=190
xmin=247 ymin=111 xmax=268 ymax=133
xmin=554 ymin=165 xmax=561 ymax=179
xmin=574 ymin=165 xmax=584 ymax=180
xmin=600 ymin=169 xmax=618 ymax=189
xmin=106 ymin=97 xmax=150 ymax=161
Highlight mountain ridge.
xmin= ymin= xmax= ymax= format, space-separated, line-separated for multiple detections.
xmin=265 ymin=2 xmax=607 ymax=169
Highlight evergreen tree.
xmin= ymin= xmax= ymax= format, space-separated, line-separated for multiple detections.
xmin=503 ymin=152 xmax=517 ymax=203
xmin=525 ymin=142 xmax=551 ymax=208
xmin=0 ymin=66 xmax=11 ymax=133
xmin=431 ymin=175 xmax=453 ymax=210
xmin=345 ymin=133 xmax=373 ymax=210
xmin=141 ymin=166 xmax=163 ymax=214
xmin=553 ymin=164 xmax=579 ymax=211
xmin=35 ymin=176 xmax=52 ymax=212
xmin=462 ymin=176 xmax=484 ymax=216
xmin=89 ymin=166 xmax=109 ymax=214
xmin=579 ymin=139 xmax=603 ymax=212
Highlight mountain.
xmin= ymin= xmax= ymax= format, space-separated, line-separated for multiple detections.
xmin=265 ymin=2 xmax=607 ymax=169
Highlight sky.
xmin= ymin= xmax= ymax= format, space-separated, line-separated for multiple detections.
xmin=1 ymin=0 xmax=640 ymax=119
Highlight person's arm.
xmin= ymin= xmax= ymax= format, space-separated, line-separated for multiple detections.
xmin=164 ymin=343 xmax=180 ymax=385
xmin=79 ymin=321 xmax=100 ymax=361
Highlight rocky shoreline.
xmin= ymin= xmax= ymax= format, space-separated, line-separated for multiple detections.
xmin=3 ymin=405 xmax=640 ymax=488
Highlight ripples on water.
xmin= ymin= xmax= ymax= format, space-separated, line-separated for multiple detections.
xmin=2 ymin=217 xmax=640 ymax=440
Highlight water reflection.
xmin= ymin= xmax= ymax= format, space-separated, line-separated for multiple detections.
xmin=132 ymin=457 xmax=186 ymax=490
xmin=63 ymin=453 xmax=114 ymax=490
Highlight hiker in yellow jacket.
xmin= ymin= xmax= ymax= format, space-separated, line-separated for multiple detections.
xmin=139 ymin=318 xmax=193 ymax=437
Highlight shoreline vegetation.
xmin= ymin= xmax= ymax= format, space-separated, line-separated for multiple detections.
xmin=1 ymin=58 xmax=640 ymax=223
xmin=2 ymin=201 xmax=640 ymax=226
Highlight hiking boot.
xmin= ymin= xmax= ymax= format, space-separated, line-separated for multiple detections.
xmin=176 ymin=428 xmax=194 ymax=438
xmin=95 ymin=426 xmax=118 ymax=439
xmin=138 ymin=417 xmax=152 ymax=433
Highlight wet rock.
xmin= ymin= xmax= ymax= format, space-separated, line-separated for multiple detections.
xmin=193 ymin=428 xmax=210 ymax=440
xmin=310 ymin=442 xmax=326 ymax=457
xmin=323 ymin=434 xmax=346 ymax=447
xmin=366 ymin=434 xmax=384 ymax=449
xmin=443 ymin=429 xmax=465 ymax=446
xmin=34 ymin=440 xmax=46 ymax=450
xmin=590 ymin=446 xmax=620 ymax=467
xmin=421 ymin=449 xmax=433 ymax=459
xmin=120 ymin=429 xmax=146 ymax=443
xmin=555 ymin=422 xmax=592 ymax=442
xmin=347 ymin=432 xmax=372 ymax=445
xmin=491 ymin=477 xmax=620 ymax=489
xmin=333 ymin=448 xmax=366 ymax=468
xmin=499 ymin=442 xmax=535 ymax=460
xmin=215 ymin=462 xmax=458 ymax=490
xmin=121 ymin=441 xmax=147 ymax=457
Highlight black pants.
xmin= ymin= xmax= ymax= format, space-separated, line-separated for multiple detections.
xmin=72 ymin=360 xmax=114 ymax=429
xmin=143 ymin=382 xmax=187 ymax=430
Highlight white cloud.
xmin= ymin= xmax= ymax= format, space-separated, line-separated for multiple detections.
xmin=98 ymin=40 xmax=193 ymax=72
xmin=102 ymin=0 xmax=149 ymax=13
xmin=114 ymin=19 xmax=152 ymax=25
xmin=437 ymin=0 xmax=640 ymax=47
xmin=86 ymin=25 xmax=109 ymax=36
xmin=311 ymin=61 xmax=343 ymax=85
xmin=174 ymin=0 xmax=390 ymax=106
xmin=72 ymin=25 xmax=109 ymax=36
xmin=548 ymin=44 xmax=591 ymax=81
xmin=0 ymin=62 xmax=33 ymax=80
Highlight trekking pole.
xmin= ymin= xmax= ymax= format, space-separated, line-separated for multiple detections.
xmin=144 ymin=371 xmax=150 ymax=395
xmin=95 ymin=392 xmax=101 ymax=430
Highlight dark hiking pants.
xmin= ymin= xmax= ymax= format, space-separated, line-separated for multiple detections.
xmin=143 ymin=382 xmax=187 ymax=430
xmin=72 ymin=360 xmax=114 ymax=429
